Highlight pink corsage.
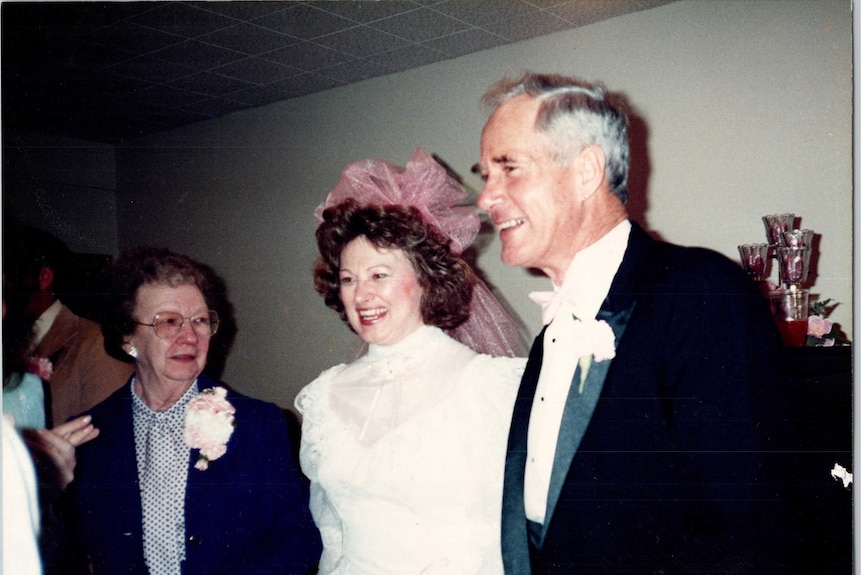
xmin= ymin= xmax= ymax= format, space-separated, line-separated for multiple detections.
xmin=26 ymin=356 xmax=54 ymax=381
xmin=184 ymin=386 xmax=235 ymax=470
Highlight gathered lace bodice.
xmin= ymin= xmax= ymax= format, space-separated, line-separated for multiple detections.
xmin=296 ymin=326 xmax=525 ymax=575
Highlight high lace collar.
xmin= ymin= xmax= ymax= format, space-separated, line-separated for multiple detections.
xmin=365 ymin=324 xmax=440 ymax=360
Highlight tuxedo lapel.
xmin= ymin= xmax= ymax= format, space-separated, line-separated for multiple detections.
xmin=538 ymin=303 xmax=635 ymax=545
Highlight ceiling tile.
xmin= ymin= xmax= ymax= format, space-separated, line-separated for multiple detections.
xmin=1 ymin=2 xmax=156 ymax=36
xmin=64 ymin=39 xmax=139 ymax=70
xmin=482 ymin=7 xmax=572 ymax=42
xmin=195 ymin=1 xmax=291 ymax=22
xmin=106 ymin=54 xmax=199 ymax=84
xmin=318 ymin=59 xmax=394 ymax=84
xmin=525 ymin=0 xmax=580 ymax=7
xmin=199 ymin=22 xmax=299 ymax=56
xmin=308 ymin=0 xmax=421 ymax=24
xmin=122 ymin=105 xmax=210 ymax=130
xmin=314 ymin=25 xmax=411 ymax=58
xmin=431 ymin=0 xmax=529 ymax=28
xmin=547 ymin=0 xmax=644 ymax=26
xmin=224 ymin=85 xmax=294 ymax=107
xmin=634 ymin=0 xmax=679 ymax=7
xmin=84 ymin=21 xmax=185 ymax=55
xmin=1 ymin=0 xmax=676 ymax=143
xmin=76 ymin=69 xmax=151 ymax=98
xmin=130 ymin=83 xmax=211 ymax=109
xmin=254 ymin=3 xmax=355 ymax=40
xmin=422 ymin=28 xmax=508 ymax=57
xmin=180 ymin=97 xmax=255 ymax=119
xmin=167 ymin=71 xmax=257 ymax=98
xmin=264 ymin=41 xmax=355 ymax=72
xmin=369 ymin=7 xmax=470 ymax=42
xmin=128 ymin=2 xmax=238 ymax=39
xmin=214 ymin=57 xmax=303 ymax=85
xmin=368 ymin=44 xmax=449 ymax=73
xmin=153 ymin=40 xmax=247 ymax=70
xmin=270 ymin=72 xmax=345 ymax=97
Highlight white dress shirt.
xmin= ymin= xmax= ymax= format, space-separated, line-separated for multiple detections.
xmin=29 ymin=298 xmax=62 ymax=351
xmin=524 ymin=220 xmax=630 ymax=524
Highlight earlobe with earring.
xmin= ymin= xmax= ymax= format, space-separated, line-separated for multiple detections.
xmin=128 ymin=346 xmax=138 ymax=359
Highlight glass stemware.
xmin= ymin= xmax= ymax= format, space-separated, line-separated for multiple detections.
xmin=777 ymin=246 xmax=811 ymax=288
xmin=769 ymin=287 xmax=810 ymax=346
xmin=762 ymin=213 xmax=796 ymax=247
xmin=737 ymin=243 xmax=769 ymax=282
xmin=780 ymin=228 xmax=814 ymax=248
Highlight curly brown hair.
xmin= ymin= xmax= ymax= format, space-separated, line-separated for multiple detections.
xmin=314 ymin=199 xmax=475 ymax=331
xmin=103 ymin=247 xmax=225 ymax=359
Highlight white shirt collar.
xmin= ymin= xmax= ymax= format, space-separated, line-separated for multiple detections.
xmin=529 ymin=221 xmax=631 ymax=325
xmin=30 ymin=299 xmax=63 ymax=348
xmin=559 ymin=219 xmax=631 ymax=319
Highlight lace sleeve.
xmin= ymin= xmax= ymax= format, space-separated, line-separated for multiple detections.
xmin=308 ymin=481 xmax=343 ymax=575
xmin=295 ymin=367 xmax=346 ymax=574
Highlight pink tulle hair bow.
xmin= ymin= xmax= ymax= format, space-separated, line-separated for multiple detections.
xmin=314 ymin=147 xmax=479 ymax=255
xmin=314 ymin=147 xmax=526 ymax=357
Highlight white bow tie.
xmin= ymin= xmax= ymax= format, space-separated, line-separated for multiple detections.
xmin=529 ymin=286 xmax=580 ymax=325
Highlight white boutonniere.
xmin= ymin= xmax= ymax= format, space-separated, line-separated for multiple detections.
xmin=571 ymin=315 xmax=616 ymax=394
xmin=184 ymin=386 xmax=236 ymax=470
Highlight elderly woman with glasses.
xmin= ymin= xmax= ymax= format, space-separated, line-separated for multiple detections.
xmin=62 ymin=247 xmax=321 ymax=575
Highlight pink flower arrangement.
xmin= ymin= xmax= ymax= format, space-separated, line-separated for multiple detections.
xmin=184 ymin=386 xmax=236 ymax=470
xmin=26 ymin=356 xmax=53 ymax=381
xmin=806 ymin=298 xmax=849 ymax=347
xmin=807 ymin=315 xmax=833 ymax=339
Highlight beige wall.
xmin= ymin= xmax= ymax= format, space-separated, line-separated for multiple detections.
xmin=87 ymin=0 xmax=854 ymax=411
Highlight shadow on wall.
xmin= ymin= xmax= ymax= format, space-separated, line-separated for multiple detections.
xmin=199 ymin=263 xmax=237 ymax=385
xmin=626 ymin=111 xmax=652 ymax=235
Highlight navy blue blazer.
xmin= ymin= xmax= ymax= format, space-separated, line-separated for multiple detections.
xmin=502 ymin=223 xmax=795 ymax=574
xmin=66 ymin=374 xmax=321 ymax=574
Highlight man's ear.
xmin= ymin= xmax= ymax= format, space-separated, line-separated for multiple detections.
xmin=37 ymin=265 xmax=55 ymax=293
xmin=574 ymin=144 xmax=607 ymax=201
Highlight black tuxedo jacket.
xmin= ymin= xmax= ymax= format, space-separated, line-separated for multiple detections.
xmin=502 ymin=223 xmax=795 ymax=574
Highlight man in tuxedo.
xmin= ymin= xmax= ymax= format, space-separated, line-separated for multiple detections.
xmin=476 ymin=73 xmax=793 ymax=573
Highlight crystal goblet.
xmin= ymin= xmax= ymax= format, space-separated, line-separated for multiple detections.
xmin=777 ymin=246 xmax=811 ymax=288
xmin=780 ymin=228 xmax=814 ymax=248
xmin=737 ymin=243 xmax=769 ymax=282
xmin=762 ymin=213 xmax=796 ymax=246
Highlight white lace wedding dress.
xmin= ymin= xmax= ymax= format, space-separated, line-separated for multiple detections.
xmin=296 ymin=325 xmax=526 ymax=575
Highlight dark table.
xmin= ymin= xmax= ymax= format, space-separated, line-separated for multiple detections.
xmin=781 ymin=345 xmax=852 ymax=573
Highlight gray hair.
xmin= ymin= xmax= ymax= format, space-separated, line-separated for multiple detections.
xmin=483 ymin=72 xmax=630 ymax=203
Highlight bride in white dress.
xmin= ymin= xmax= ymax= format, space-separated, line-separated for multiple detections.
xmin=296 ymin=149 xmax=527 ymax=574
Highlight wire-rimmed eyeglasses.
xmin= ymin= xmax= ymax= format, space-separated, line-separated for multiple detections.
xmin=136 ymin=311 xmax=220 ymax=339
